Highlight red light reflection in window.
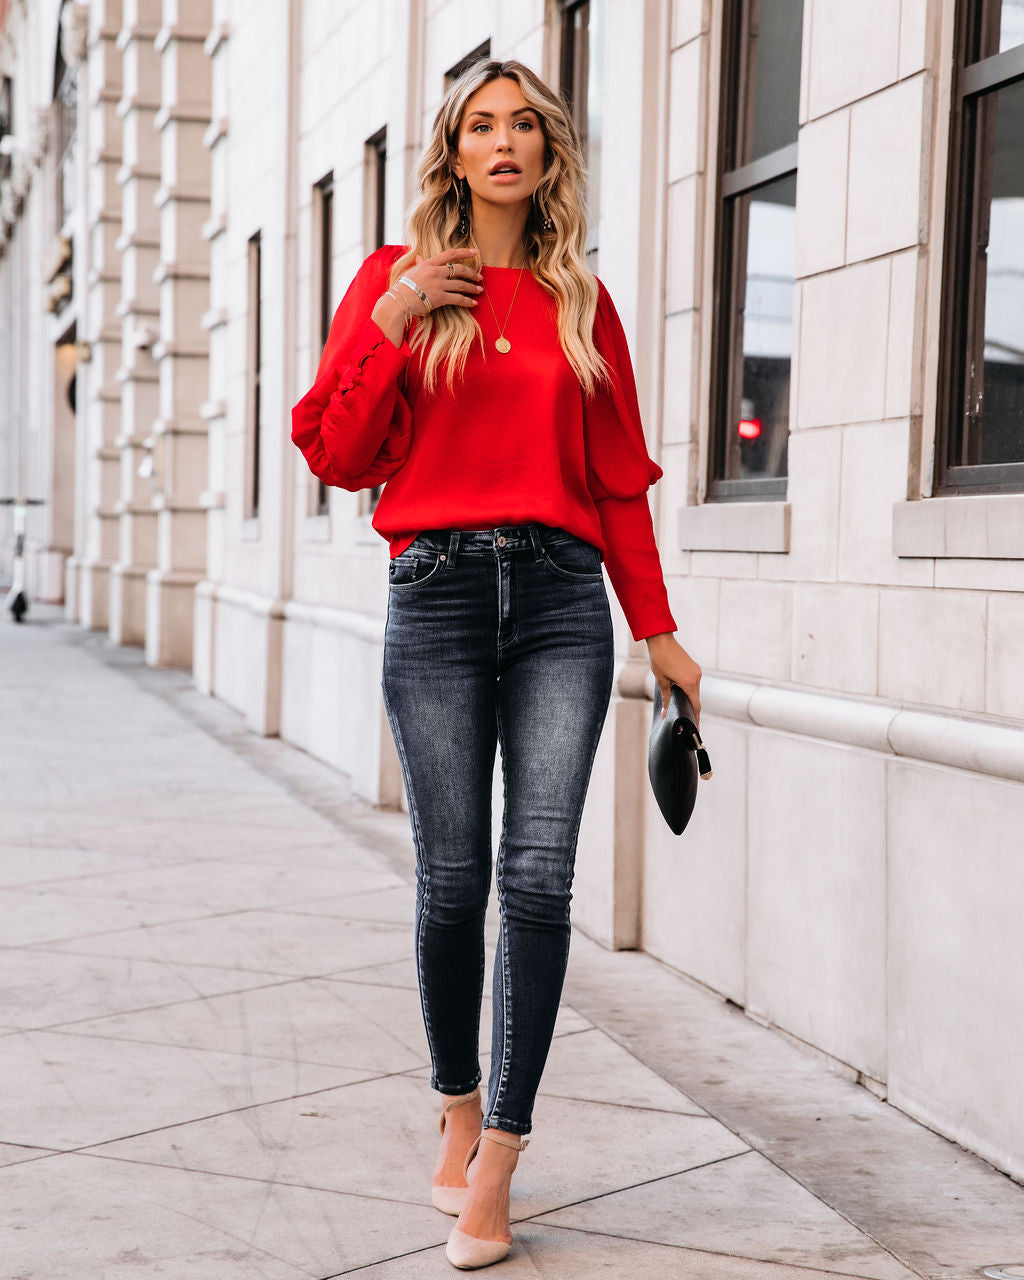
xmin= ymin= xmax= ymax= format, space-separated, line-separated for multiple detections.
xmin=737 ymin=417 xmax=762 ymax=440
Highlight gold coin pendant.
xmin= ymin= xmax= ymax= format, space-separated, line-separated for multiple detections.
xmin=495 ymin=337 xmax=512 ymax=354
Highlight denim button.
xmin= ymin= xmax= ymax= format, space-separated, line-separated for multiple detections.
xmin=497 ymin=536 xmax=507 ymax=547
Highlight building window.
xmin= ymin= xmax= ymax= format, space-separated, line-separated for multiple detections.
xmin=709 ymin=0 xmax=804 ymax=502
xmin=445 ymin=41 xmax=491 ymax=91
xmin=559 ymin=0 xmax=602 ymax=265
xmin=939 ymin=0 xmax=1024 ymax=493
xmin=54 ymin=46 xmax=78 ymax=233
xmin=0 ymin=76 xmax=13 ymax=185
xmin=360 ymin=129 xmax=389 ymax=516
xmin=364 ymin=128 xmax=386 ymax=254
xmin=245 ymin=231 xmax=263 ymax=520
xmin=313 ymin=173 xmax=333 ymax=517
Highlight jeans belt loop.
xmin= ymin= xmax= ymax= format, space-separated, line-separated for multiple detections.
xmin=446 ymin=531 xmax=460 ymax=569
xmin=527 ymin=525 xmax=545 ymax=562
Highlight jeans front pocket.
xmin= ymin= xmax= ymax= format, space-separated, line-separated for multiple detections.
xmin=541 ymin=536 xmax=604 ymax=583
xmin=389 ymin=551 xmax=444 ymax=590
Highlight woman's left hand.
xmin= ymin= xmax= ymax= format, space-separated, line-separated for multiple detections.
xmin=645 ymin=633 xmax=702 ymax=724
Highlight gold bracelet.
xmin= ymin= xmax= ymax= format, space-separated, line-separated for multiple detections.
xmin=385 ymin=288 xmax=413 ymax=327
xmin=397 ymin=274 xmax=432 ymax=316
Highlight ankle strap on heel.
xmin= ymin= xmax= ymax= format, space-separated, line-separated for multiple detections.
xmin=438 ymin=1087 xmax=481 ymax=1135
xmin=481 ymin=1127 xmax=530 ymax=1152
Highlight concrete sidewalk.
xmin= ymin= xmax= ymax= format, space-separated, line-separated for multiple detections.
xmin=1 ymin=608 xmax=1021 ymax=1280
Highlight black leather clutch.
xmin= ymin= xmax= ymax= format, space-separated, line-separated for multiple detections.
xmin=648 ymin=684 xmax=713 ymax=835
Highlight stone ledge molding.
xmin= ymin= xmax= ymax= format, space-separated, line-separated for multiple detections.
xmin=89 ymin=205 xmax=126 ymax=227
xmin=679 ymin=501 xmax=791 ymax=553
xmin=201 ymin=213 xmax=227 ymax=240
xmin=200 ymin=307 xmax=228 ymax=331
xmin=153 ymin=261 xmax=210 ymax=282
xmin=115 ymin=365 xmax=159 ymax=384
xmin=113 ymin=501 xmax=160 ymax=517
xmin=199 ymin=399 xmax=227 ymax=419
xmin=116 ymin=97 xmax=162 ymax=119
xmin=115 ymin=162 xmax=162 ymax=184
xmin=115 ymin=298 xmax=160 ymax=318
xmin=115 ymin=27 xmax=162 ymax=51
xmin=151 ymin=339 xmax=210 ymax=360
xmin=88 ymin=21 xmax=123 ymax=45
xmin=116 ymin=231 xmax=161 ymax=251
xmin=155 ymin=106 xmax=213 ymax=130
xmin=208 ymin=582 xmax=287 ymax=620
xmin=91 ymin=87 xmax=126 ymax=109
xmin=202 ymin=117 xmax=229 ymax=148
xmin=203 ymin=22 xmax=230 ymax=58
xmin=154 ymin=26 xmax=211 ymax=53
xmin=198 ymin=489 xmax=225 ymax=508
xmin=284 ymin=599 xmax=385 ymax=645
xmin=151 ymin=418 xmax=209 ymax=437
xmin=149 ymin=496 xmax=208 ymax=514
xmin=893 ymin=495 xmax=1024 ymax=560
xmin=154 ymin=184 xmax=211 ymax=207
xmin=146 ymin=567 xmax=203 ymax=587
xmin=653 ymin=672 xmax=1024 ymax=785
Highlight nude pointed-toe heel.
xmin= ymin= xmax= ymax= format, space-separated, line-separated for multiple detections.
xmin=431 ymin=1087 xmax=482 ymax=1216
xmin=445 ymin=1128 xmax=530 ymax=1270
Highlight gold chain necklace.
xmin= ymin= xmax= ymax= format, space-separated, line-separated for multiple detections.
xmin=482 ymin=265 xmax=526 ymax=354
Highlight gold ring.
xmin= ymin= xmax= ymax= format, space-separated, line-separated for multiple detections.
xmin=447 ymin=263 xmax=456 ymax=279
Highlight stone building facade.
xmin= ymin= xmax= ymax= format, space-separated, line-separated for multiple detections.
xmin=2 ymin=0 xmax=1022 ymax=1182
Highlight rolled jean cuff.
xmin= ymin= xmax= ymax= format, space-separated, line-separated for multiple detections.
xmin=483 ymin=1113 xmax=531 ymax=1136
xmin=431 ymin=1071 xmax=482 ymax=1096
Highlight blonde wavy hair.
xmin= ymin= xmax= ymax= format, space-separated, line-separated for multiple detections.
xmin=389 ymin=59 xmax=610 ymax=398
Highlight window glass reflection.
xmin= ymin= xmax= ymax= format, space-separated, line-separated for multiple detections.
xmin=973 ymin=79 xmax=1024 ymax=463
xmin=998 ymin=0 xmax=1024 ymax=51
xmin=747 ymin=0 xmax=804 ymax=163
xmin=725 ymin=174 xmax=796 ymax=482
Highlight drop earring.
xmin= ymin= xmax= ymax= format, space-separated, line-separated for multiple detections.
xmin=533 ymin=190 xmax=554 ymax=233
xmin=457 ymin=177 xmax=469 ymax=239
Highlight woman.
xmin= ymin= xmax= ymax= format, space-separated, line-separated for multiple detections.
xmin=292 ymin=58 xmax=702 ymax=1271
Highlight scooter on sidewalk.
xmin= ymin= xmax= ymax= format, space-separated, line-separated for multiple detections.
xmin=0 ymin=498 xmax=45 ymax=623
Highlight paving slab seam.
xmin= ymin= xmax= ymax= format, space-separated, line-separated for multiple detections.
xmin=3 ymin=971 xmax=326 ymax=1035
xmin=4 ymin=904 xmax=286 ymax=949
xmin=563 ymin=1023 xmax=929 ymax=1279
xmin=530 ymin=1088 xmax=712 ymax=1118
xmin=67 ymin=1150 xmax=453 ymax=1214
xmin=32 ymin=1024 xmax=430 ymax=1075
xmin=62 ymin=1068 xmax=418 ymax=1152
xmin=510 ymin=1147 xmax=753 ymax=1223
xmin=527 ymin=1222 xmax=920 ymax=1280
xmin=25 ymin=939 xmax=405 ymax=980
xmin=559 ymin=983 xmax=948 ymax=1279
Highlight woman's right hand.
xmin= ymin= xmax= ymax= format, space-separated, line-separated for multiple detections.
xmin=372 ymin=248 xmax=482 ymax=348
xmin=399 ymin=248 xmax=484 ymax=315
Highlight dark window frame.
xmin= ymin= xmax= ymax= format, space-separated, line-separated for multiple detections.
xmin=707 ymin=1 xmax=803 ymax=503
xmin=558 ymin=0 xmax=600 ymax=265
xmin=936 ymin=1 xmax=1024 ymax=495
xmin=444 ymin=41 xmax=491 ymax=91
xmin=313 ymin=172 xmax=333 ymax=517
xmin=1 ymin=75 xmax=14 ymax=184
xmin=360 ymin=129 xmax=390 ymax=516
xmin=245 ymin=231 xmax=263 ymax=520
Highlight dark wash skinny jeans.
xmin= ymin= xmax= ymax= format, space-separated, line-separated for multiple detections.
xmin=381 ymin=524 xmax=615 ymax=1135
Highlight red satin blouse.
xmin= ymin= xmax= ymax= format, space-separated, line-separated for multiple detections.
xmin=290 ymin=244 xmax=677 ymax=641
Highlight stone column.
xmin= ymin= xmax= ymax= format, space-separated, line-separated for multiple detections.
xmin=192 ymin=3 xmax=229 ymax=694
xmin=144 ymin=0 xmax=211 ymax=666
xmin=109 ymin=0 xmax=161 ymax=645
xmin=68 ymin=0 xmax=123 ymax=630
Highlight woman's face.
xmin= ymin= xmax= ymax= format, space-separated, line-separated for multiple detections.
xmin=452 ymin=77 xmax=547 ymax=211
